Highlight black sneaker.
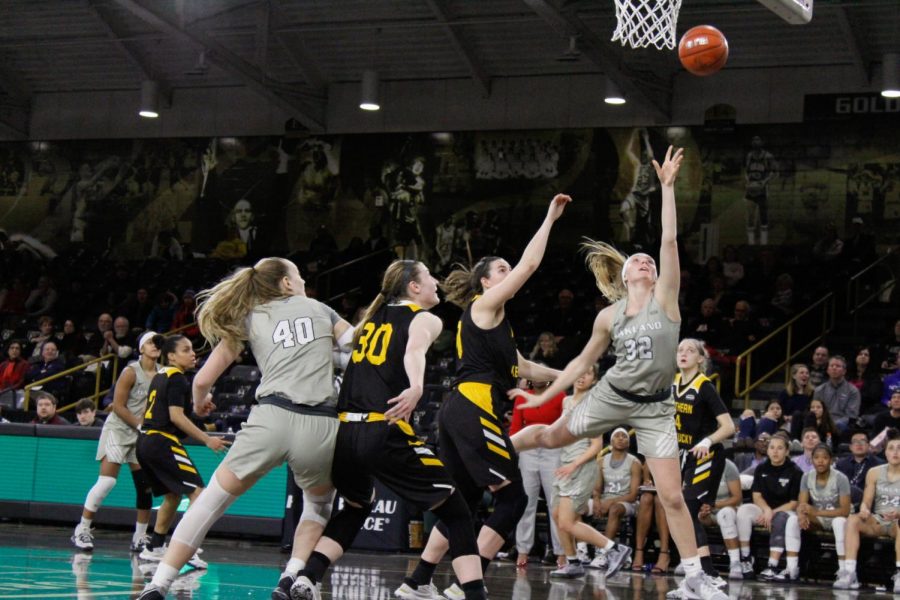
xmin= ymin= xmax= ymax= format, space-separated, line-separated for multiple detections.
xmin=137 ymin=586 xmax=165 ymax=600
xmin=272 ymin=574 xmax=295 ymax=600
xmin=739 ymin=557 xmax=755 ymax=580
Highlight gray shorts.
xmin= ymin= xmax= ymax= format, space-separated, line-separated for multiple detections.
xmin=567 ymin=378 xmax=678 ymax=459
xmin=553 ymin=461 xmax=598 ymax=514
xmin=97 ymin=424 xmax=138 ymax=464
xmin=222 ymin=404 xmax=338 ymax=490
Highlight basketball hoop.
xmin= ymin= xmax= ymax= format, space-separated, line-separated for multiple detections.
xmin=612 ymin=0 xmax=683 ymax=50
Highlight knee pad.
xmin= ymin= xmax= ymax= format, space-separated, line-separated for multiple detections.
xmin=171 ymin=475 xmax=237 ymax=549
xmin=717 ymin=507 xmax=738 ymax=539
xmin=832 ymin=517 xmax=847 ymax=555
xmin=322 ymin=500 xmax=371 ymax=551
xmin=768 ymin=511 xmax=789 ymax=550
xmin=300 ymin=489 xmax=337 ymax=527
xmin=432 ymin=491 xmax=478 ymax=559
xmin=485 ymin=480 xmax=527 ymax=540
xmin=131 ymin=470 xmax=153 ymax=511
xmin=85 ymin=476 xmax=117 ymax=512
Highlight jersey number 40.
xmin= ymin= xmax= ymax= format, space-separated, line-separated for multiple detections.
xmin=272 ymin=317 xmax=315 ymax=348
xmin=352 ymin=323 xmax=394 ymax=366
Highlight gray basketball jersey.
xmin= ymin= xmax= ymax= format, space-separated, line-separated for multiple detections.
xmin=104 ymin=361 xmax=160 ymax=433
xmin=802 ymin=468 xmax=850 ymax=511
xmin=715 ymin=459 xmax=740 ymax=504
xmin=873 ymin=465 xmax=900 ymax=517
xmin=601 ymin=453 xmax=638 ymax=500
xmin=248 ymin=296 xmax=340 ymax=407
xmin=560 ymin=394 xmax=592 ymax=463
xmin=606 ymin=295 xmax=680 ymax=396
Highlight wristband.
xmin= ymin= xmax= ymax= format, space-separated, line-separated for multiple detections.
xmin=696 ymin=437 xmax=712 ymax=449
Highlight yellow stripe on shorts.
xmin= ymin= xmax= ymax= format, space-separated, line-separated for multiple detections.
xmin=421 ymin=458 xmax=444 ymax=467
xmin=178 ymin=464 xmax=198 ymax=474
xmin=458 ymin=382 xmax=496 ymax=418
xmin=479 ymin=416 xmax=501 ymax=435
xmin=486 ymin=442 xmax=510 ymax=460
xmin=692 ymin=470 xmax=711 ymax=484
xmin=170 ymin=446 xmax=187 ymax=457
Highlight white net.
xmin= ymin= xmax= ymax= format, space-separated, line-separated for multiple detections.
xmin=611 ymin=0 xmax=683 ymax=50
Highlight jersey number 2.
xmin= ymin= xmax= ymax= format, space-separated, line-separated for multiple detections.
xmin=623 ymin=336 xmax=653 ymax=360
xmin=272 ymin=317 xmax=315 ymax=348
xmin=352 ymin=323 xmax=393 ymax=365
xmin=144 ymin=389 xmax=157 ymax=420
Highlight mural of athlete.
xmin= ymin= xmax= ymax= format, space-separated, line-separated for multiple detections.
xmin=620 ymin=128 xmax=657 ymax=250
xmin=744 ymin=136 xmax=777 ymax=245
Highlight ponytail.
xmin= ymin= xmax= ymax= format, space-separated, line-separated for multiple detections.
xmin=582 ymin=239 xmax=628 ymax=302
xmin=354 ymin=260 xmax=422 ymax=345
xmin=440 ymin=256 xmax=500 ymax=309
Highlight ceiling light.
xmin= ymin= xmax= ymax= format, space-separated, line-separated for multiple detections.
xmin=139 ymin=80 xmax=160 ymax=118
xmin=359 ymin=70 xmax=380 ymax=111
xmin=883 ymin=53 xmax=900 ymax=98
xmin=604 ymin=78 xmax=626 ymax=105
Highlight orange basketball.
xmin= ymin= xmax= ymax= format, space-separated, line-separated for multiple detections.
xmin=678 ymin=25 xmax=729 ymax=76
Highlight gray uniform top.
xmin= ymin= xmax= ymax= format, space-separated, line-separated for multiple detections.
xmin=103 ymin=360 xmax=160 ymax=434
xmin=601 ymin=453 xmax=639 ymax=500
xmin=715 ymin=459 xmax=740 ymax=504
xmin=606 ymin=295 xmax=680 ymax=396
xmin=801 ymin=468 xmax=850 ymax=511
xmin=248 ymin=296 xmax=340 ymax=407
xmin=560 ymin=394 xmax=592 ymax=463
xmin=873 ymin=465 xmax=900 ymax=517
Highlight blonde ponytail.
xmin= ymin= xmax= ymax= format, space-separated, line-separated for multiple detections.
xmin=354 ymin=260 xmax=422 ymax=345
xmin=582 ymin=239 xmax=628 ymax=303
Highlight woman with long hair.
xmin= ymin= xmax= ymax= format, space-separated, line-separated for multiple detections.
xmin=138 ymin=258 xmax=351 ymax=600
xmin=72 ymin=332 xmax=162 ymax=552
xmin=848 ymin=346 xmax=884 ymax=413
xmin=286 ymin=260 xmax=486 ymax=600
xmin=529 ymin=331 xmax=565 ymax=370
xmin=398 ymin=194 xmax=570 ymax=600
xmin=805 ymin=397 xmax=839 ymax=447
xmin=510 ymin=148 xmax=727 ymax=599
xmin=779 ymin=363 xmax=813 ymax=439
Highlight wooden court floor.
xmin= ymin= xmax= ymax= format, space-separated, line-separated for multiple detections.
xmin=0 ymin=523 xmax=870 ymax=599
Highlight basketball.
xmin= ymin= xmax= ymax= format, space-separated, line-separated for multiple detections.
xmin=678 ymin=25 xmax=729 ymax=76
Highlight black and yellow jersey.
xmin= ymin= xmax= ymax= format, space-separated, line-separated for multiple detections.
xmin=338 ymin=303 xmax=422 ymax=413
xmin=673 ymin=372 xmax=728 ymax=450
xmin=142 ymin=367 xmax=192 ymax=439
xmin=453 ymin=298 xmax=518 ymax=398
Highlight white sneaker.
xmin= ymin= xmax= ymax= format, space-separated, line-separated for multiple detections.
xmin=186 ymin=548 xmax=207 ymax=570
xmin=550 ymin=562 xmax=585 ymax=578
xmin=71 ymin=524 xmax=94 ymax=550
xmin=170 ymin=569 xmax=206 ymax=592
xmin=759 ymin=567 xmax=777 ymax=581
xmin=576 ymin=542 xmax=590 ymax=564
xmin=772 ymin=566 xmax=798 ymax=583
xmin=131 ymin=533 xmax=151 ymax=553
xmin=394 ymin=582 xmax=442 ymax=600
xmin=728 ymin=562 xmax=743 ymax=580
xmin=832 ymin=569 xmax=859 ymax=590
xmin=893 ymin=570 xmax=900 ymax=594
xmin=138 ymin=545 xmax=167 ymax=562
xmin=680 ymin=572 xmax=729 ymax=600
xmin=289 ymin=575 xmax=321 ymax=600
xmin=707 ymin=574 xmax=728 ymax=589
xmin=604 ymin=544 xmax=632 ymax=577
xmin=442 ymin=583 xmax=464 ymax=600
xmin=588 ymin=553 xmax=608 ymax=570
xmin=674 ymin=562 xmax=685 ymax=575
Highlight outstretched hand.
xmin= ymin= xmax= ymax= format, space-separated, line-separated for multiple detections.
xmin=507 ymin=387 xmax=549 ymax=410
xmin=194 ymin=393 xmax=216 ymax=417
xmin=384 ymin=386 xmax=423 ymax=424
xmin=546 ymin=194 xmax=572 ymax=222
xmin=652 ymin=146 xmax=684 ymax=187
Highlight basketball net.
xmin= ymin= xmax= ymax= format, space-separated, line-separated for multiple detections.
xmin=612 ymin=0 xmax=682 ymax=50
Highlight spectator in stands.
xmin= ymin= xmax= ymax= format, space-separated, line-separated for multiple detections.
xmin=145 ymin=291 xmax=177 ymax=333
xmin=735 ymin=434 xmax=802 ymax=581
xmin=780 ymin=364 xmax=814 ymax=439
xmin=0 ymin=277 xmax=29 ymax=315
xmin=836 ymin=431 xmax=883 ymax=494
xmin=697 ymin=458 xmax=743 ymax=579
xmin=848 ymin=346 xmax=883 ymax=415
xmin=509 ymin=378 xmax=565 ymax=568
xmin=721 ymin=245 xmax=745 ymax=288
xmin=30 ymin=391 xmax=69 ymax=425
xmin=796 ymin=444 xmax=852 ymax=578
xmin=57 ymin=319 xmax=85 ymax=366
xmin=25 ymin=340 xmax=67 ymax=400
xmin=100 ymin=317 xmax=136 ymax=360
xmin=82 ymin=313 xmax=114 ymax=360
xmin=544 ymin=288 xmax=580 ymax=339
xmin=769 ymin=273 xmax=794 ymax=318
xmin=880 ymin=320 xmax=900 ymax=373
xmin=791 ymin=428 xmax=821 ymax=473
xmin=684 ymin=298 xmax=725 ymax=348
xmin=809 ymin=345 xmax=830 ymax=388
xmin=736 ymin=431 xmax=771 ymax=475
xmin=814 ymin=355 xmax=860 ymax=434
xmin=708 ymin=276 xmax=733 ymax=314
xmin=737 ymin=399 xmax=784 ymax=441
xmin=118 ymin=288 xmax=153 ymax=329
xmin=74 ymin=399 xmax=103 ymax=427
xmin=803 ymin=398 xmax=839 ymax=448
xmin=725 ymin=300 xmax=759 ymax=355
xmin=27 ymin=315 xmax=55 ymax=361
xmin=833 ymin=435 xmax=900 ymax=591
xmin=871 ymin=391 xmax=900 ymax=442
xmin=0 ymin=340 xmax=28 ymax=392
xmin=24 ymin=275 xmax=58 ymax=317
xmin=528 ymin=332 xmax=566 ymax=371
xmin=171 ymin=289 xmax=200 ymax=339
xmin=880 ymin=351 xmax=900 ymax=407
xmin=592 ymin=428 xmax=642 ymax=569
xmin=629 ymin=462 xmax=671 ymax=574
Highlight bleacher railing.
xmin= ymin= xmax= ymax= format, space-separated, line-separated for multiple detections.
xmin=314 ymin=248 xmax=393 ymax=303
xmin=846 ymin=246 xmax=899 ymax=336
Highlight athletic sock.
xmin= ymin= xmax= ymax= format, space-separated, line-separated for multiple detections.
xmin=282 ymin=558 xmax=305 ymax=578
xmin=133 ymin=521 xmax=148 ymax=539
xmin=405 ymin=559 xmax=437 ymax=588
xmin=681 ymin=556 xmax=702 ymax=577
xmin=845 ymin=559 xmax=857 ymax=573
xmin=298 ymin=551 xmax=330 ymax=585
xmin=79 ymin=516 xmax=92 ymax=529
xmin=728 ymin=549 xmax=740 ymax=564
xmin=838 ymin=559 xmax=846 ymax=572
xmin=148 ymin=531 xmax=166 ymax=550
xmin=461 ymin=579 xmax=486 ymax=600
xmin=786 ymin=556 xmax=798 ymax=571
xmin=149 ymin=563 xmax=178 ymax=592
xmin=566 ymin=555 xmax=578 ymax=564
xmin=740 ymin=547 xmax=751 ymax=560
xmin=603 ymin=539 xmax=615 ymax=552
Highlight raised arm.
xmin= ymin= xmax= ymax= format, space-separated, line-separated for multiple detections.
xmin=517 ymin=351 xmax=561 ymax=383
xmin=384 ymin=312 xmax=443 ymax=424
xmin=652 ymin=146 xmax=684 ymax=321
xmin=475 ymin=194 xmax=570 ymax=315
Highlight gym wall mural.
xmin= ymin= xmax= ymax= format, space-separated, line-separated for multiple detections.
xmin=0 ymin=121 xmax=896 ymax=266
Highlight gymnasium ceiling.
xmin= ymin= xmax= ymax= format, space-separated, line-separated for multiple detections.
xmin=0 ymin=0 xmax=898 ymax=134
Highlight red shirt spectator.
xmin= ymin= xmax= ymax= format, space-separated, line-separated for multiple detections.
xmin=509 ymin=383 xmax=565 ymax=435
xmin=0 ymin=340 xmax=28 ymax=391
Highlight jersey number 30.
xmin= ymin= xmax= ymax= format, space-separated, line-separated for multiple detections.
xmin=623 ymin=336 xmax=653 ymax=360
xmin=352 ymin=323 xmax=393 ymax=365
xmin=273 ymin=317 xmax=315 ymax=348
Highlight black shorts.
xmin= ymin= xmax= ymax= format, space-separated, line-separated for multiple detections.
xmin=438 ymin=387 xmax=520 ymax=489
xmin=680 ymin=446 xmax=725 ymax=505
xmin=331 ymin=417 xmax=454 ymax=510
xmin=136 ymin=431 xmax=205 ymax=496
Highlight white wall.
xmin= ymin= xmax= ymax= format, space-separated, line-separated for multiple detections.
xmin=21 ymin=65 xmax=877 ymax=140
